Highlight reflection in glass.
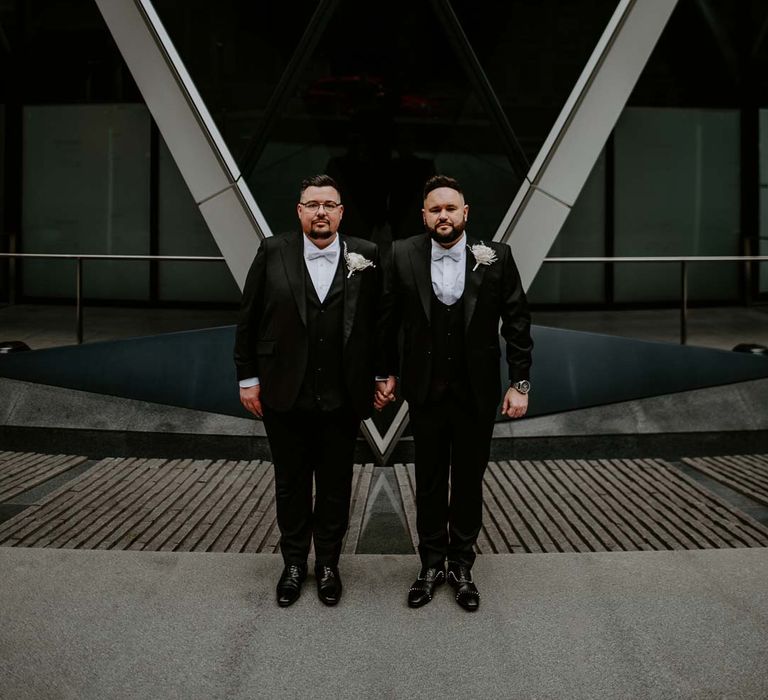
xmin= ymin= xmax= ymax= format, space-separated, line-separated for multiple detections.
xmin=244 ymin=0 xmax=526 ymax=244
xmin=152 ymin=0 xmax=577 ymax=244
xmin=149 ymin=0 xmax=623 ymax=247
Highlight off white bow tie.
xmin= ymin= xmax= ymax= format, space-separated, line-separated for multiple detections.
xmin=306 ymin=248 xmax=337 ymax=262
xmin=431 ymin=247 xmax=462 ymax=263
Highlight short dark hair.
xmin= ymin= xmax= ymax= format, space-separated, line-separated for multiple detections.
xmin=423 ymin=175 xmax=463 ymax=200
xmin=299 ymin=174 xmax=341 ymax=201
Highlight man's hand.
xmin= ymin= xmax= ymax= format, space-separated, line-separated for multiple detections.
xmin=374 ymin=376 xmax=397 ymax=411
xmin=502 ymin=386 xmax=528 ymax=419
xmin=240 ymin=384 xmax=263 ymax=419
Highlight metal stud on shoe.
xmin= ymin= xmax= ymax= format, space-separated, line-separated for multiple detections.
xmin=447 ymin=564 xmax=480 ymax=612
xmin=407 ymin=567 xmax=445 ymax=608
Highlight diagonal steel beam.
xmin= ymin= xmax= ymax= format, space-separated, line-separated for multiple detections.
xmin=94 ymin=0 xmax=272 ymax=291
xmin=494 ymin=0 xmax=679 ymax=292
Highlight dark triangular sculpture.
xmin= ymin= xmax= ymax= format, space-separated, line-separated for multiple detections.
xmin=1 ymin=326 xmax=767 ymax=422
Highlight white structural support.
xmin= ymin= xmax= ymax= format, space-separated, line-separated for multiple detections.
xmin=94 ymin=0 xmax=271 ymax=290
xmin=494 ymin=0 xmax=679 ymax=291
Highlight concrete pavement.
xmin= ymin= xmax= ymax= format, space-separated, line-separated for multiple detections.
xmin=1 ymin=548 xmax=767 ymax=699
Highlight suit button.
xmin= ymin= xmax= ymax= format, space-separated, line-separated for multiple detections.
xmin=319 ymin=338 xmax=324 ymax=343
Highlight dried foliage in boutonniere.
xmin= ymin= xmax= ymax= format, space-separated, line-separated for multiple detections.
xmin=469 ymin=242 xmax=498 ymax=272
xmin=343 ymin=242 xmax=376 ymax=278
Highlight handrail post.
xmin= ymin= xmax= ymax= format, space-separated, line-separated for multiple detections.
xmin=680 ymin=260 xmax=688 ymax=345
xmin=76 ymin=257 xmax=83 ymax=344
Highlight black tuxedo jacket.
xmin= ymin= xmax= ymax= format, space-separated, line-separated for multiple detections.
xmin=382 ymin=234 xmax=532 ymax=417
xmin=234 ymin=232 xmax=381 ymax=418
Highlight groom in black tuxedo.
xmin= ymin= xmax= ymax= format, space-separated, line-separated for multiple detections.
xmin=235 ymin=175 xmax=381 ymax=607
xmin=377 ymin=175 xmax=533 ymax=611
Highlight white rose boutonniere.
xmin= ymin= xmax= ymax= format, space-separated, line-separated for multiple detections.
xmin=469 ymin=242 xmax=498 ymax=272
xmin=344 ymin=241 xmax=375 ymax=278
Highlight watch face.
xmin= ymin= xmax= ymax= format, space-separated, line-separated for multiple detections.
xmin=514 ymin=380 xmax=530 ymax=394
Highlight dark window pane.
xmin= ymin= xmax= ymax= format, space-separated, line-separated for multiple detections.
xmin=21 ymin=0 xmax=140 ymax=103
xmin=452 ymin=0 xmax=621 ymax=161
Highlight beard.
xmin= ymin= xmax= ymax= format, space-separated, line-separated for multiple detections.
xmin=427 ymin=219 xmax=465 ymax=245
xmin=308 ymin=221 xmax=334 ymax=240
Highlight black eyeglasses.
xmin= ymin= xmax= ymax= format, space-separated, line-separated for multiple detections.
xmin=300 ymin=201 xmax=341 ymax=212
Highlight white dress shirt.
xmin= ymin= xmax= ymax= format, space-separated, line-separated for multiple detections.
xmin=239 ymin=234 xmax=342 ymax=389
xmin=430 ymin=234 xmax=466 ymax=305
xmin=304 ymin=233 xmax=341 ymax=302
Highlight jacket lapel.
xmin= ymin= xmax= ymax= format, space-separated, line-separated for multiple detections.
xmin=341 ymin=235 xmax=359 ymax=345
xmin=408 ymin=235 xmax=433 ymax=324
xmin=281 ymin=232 xmax=307 ymax=326
xmin=463 ymin=236 xmax=484 ymax=332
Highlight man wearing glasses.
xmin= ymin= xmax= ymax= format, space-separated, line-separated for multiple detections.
xmin=235 ymin=175 xmax=382 ymax=607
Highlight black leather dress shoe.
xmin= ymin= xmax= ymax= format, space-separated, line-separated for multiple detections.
xmin=407 ymin=567 xmax=445 ymax=608
xmin=276 ymin=563 xmax=307 ymax=607
xmin=447 ymin=563 xmax=480 ymax=612
xmin=315 ymin=565 xmax=343 ymax=606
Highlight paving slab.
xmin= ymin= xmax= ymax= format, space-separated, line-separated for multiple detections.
xmin=1 ymin=548 xmax=767 ymax=699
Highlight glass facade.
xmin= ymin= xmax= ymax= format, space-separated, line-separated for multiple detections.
xmin=22 ymin=104 xmax=151 ymax=300
xmin=1 ymin=0 xmax=767 ymax=309
xmin=153 ymin=0 xmax=618 ymax=244
xmin=613 ymin=107 xmax=740 ymax=303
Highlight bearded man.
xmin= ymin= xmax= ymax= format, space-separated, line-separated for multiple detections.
xmin=377 ymin=175 xmax=533 ymax=611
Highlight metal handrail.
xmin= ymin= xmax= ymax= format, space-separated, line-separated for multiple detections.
xmin=0 ymin=253 xmax=226 ymax=344
xmin=0 ymin=253 xmax=225 ymax=261
xmin=541 ymin=255 xmax=768 ymax=344
xmin=543 ymin=256 xmax=768 ymax=262
xmin=1 ymin=253 xmax=767 ymax=346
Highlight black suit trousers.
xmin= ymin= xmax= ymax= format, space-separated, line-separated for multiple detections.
xmin=409 ymin=396 xmax=495 ymax=569
xmin=263 ymin=404 xmax=359 ymax=567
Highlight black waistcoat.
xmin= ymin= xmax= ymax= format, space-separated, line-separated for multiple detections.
xmin=428 ymin=291 xmax=471 ymax=403
xmin=294 ymin=257 xmax=347 ymax=412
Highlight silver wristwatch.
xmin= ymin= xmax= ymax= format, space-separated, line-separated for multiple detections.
xmin=512 ymin=380 xmax=531 ymax=395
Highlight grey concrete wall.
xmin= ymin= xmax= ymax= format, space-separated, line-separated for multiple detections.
xmin=3 ymin=376 xmax=767 ymax=441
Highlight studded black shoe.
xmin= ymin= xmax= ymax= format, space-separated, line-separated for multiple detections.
xmin=447 ymin=563 xmax=480 ymax=612
xmin=407 ymin=567 xmax=445 ymax=608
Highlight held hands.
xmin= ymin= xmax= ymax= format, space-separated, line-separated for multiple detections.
xmin=240 ymin=384 xmax=263 ymax=419
xmin=374 ymin=376 xmax=397 ymax=411
xmin=502 ymin=386 xmax=528 ymax=419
